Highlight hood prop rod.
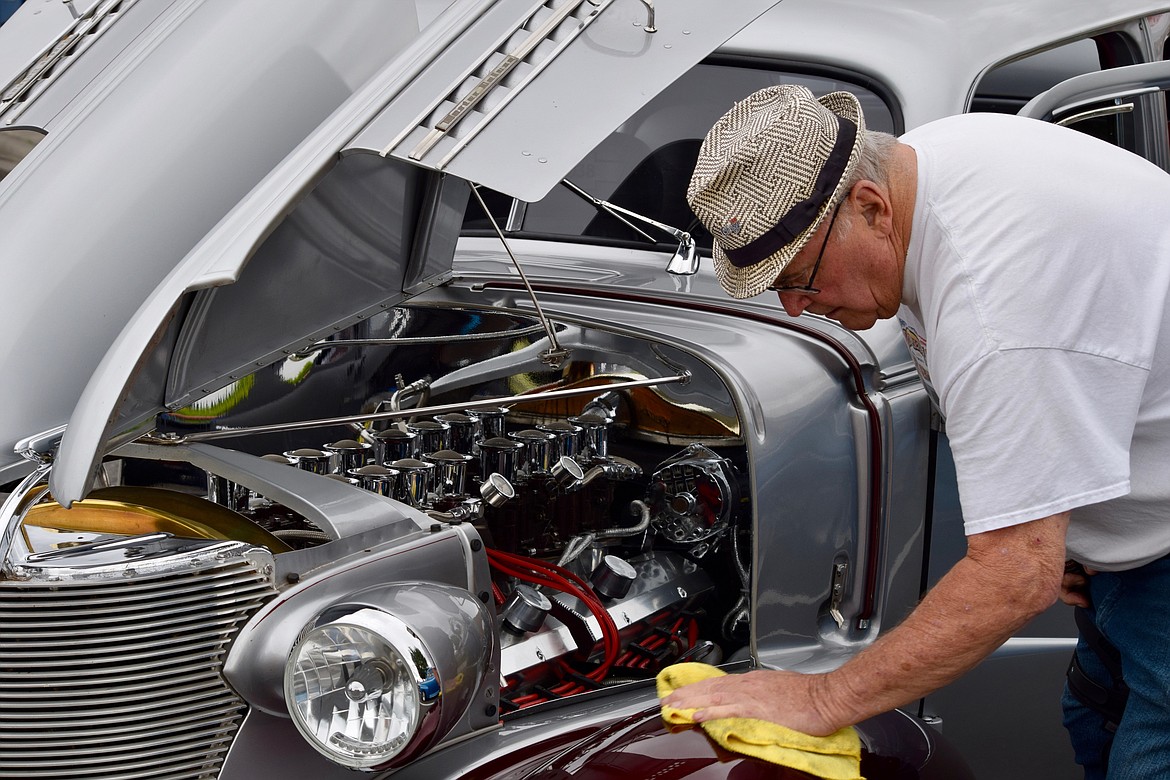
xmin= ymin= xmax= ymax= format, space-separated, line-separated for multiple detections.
xmin=469 ymin=182 xmax=570 ymax=369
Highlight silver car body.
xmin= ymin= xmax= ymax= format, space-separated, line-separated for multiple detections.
xmin=2 ymin=0 xmax=1168 ymax=778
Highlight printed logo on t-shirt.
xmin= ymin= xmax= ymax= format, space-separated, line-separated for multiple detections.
xmin=899 ymin=318 xmax=940 ymax=411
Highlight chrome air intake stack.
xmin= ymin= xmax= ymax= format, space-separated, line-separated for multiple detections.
xmin=202 ymin=392 xmax=639 ymax=553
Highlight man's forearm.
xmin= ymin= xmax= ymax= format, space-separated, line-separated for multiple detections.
xmin=816 ymin=529 xmax=1063 ymax=729
xmin=662 ymin=513 xmax=1069 ymax=735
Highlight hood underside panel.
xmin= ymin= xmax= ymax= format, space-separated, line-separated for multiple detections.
xmin=347 ymin=0 xmax=785 ymax=202
xmin=41 ymin=0 xmax=785 ymax=503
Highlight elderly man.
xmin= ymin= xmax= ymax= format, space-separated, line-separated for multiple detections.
xmin=662 ymin=84 xmax=1170 ymax=779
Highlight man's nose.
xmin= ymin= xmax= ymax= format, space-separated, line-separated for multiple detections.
xmin=778 ymin=292 xmax=813 ymax=317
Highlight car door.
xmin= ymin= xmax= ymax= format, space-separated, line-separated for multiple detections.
xmin=1019 ymin=58 xmax=1170 ymax=170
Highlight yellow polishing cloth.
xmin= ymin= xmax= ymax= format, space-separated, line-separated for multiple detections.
xmin=657 ymin=662 xmax=863 ymax=780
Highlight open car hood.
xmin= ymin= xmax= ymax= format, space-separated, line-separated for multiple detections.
xmin=0 ymin=0 xmax=436 ymax=483
xmin=20 ymin=0 xmax=785 ymax=505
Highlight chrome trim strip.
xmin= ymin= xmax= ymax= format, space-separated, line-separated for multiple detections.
xmin=1 ymin=0 xmax=144 ymax=125
xmin=381 ymin=0 xmax=622 ymax=167
xmin=1056 ymin=102 xmax=1134 ymax=126
xmin=25 ymin=531 xmax=173 ymax=563
xmin=434 ymin=0 xmax=619 ymax=170
xmin=1019 ymin=59 xmax=1170 ymax=122
xmin=171 ymin=372 xmax=690 ymax=443
xmin=379 ymin=0 xmax=567 ymax=159
xmin=409 ymin=0 xmax=595 ymax=161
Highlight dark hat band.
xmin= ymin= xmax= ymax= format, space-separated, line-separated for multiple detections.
xmin=723 ymin=115 xmax=857 ymax=269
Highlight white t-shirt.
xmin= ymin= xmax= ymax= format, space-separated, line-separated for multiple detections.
xmin=899 ymin=112 xmax=1170 ymax=571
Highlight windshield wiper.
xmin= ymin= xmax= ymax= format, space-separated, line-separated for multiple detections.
xmin=560 ymin=179 xmax=698 ymax=276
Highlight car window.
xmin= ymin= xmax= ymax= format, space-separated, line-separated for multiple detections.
xmin=0 ymin=128 xmax=43 ymax=182
xmin=972 ymin=39 xmax=1103 ymax=115
xmin=972 ymin=34 xmax=1169 ymax=156
xmin=463 ymin=63 xmax=896 ymax=252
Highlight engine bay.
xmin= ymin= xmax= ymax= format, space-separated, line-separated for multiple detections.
xmin=17 ymin=302 xmax=755 ymax=712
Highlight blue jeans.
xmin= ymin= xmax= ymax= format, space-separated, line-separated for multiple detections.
xmin=1062 ymin=557 xmax=1170 ymax=779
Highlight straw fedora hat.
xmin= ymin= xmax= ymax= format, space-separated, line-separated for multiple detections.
xmin=687 ymin=85 xmax=865 ymax=299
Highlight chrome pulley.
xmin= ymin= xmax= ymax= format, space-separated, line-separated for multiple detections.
xmin=647 ymin=444 xmax=738 ymax=545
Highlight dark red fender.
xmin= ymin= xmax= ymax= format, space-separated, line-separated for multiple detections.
xmin=463 ymin=705 xmax=975 ymax=780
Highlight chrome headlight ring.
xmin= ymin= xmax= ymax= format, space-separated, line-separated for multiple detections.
xmin=283 ymin=583 xmax=492 ymax=771
xmin=285 ymin=607 xmax=440 ymax=769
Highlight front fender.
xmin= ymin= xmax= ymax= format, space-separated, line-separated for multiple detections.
xmin=453 ymin=699 xmax=973 ymax=780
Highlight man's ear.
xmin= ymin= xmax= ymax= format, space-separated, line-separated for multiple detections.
xmin=848 ymin=181 xmax=894 ymax=234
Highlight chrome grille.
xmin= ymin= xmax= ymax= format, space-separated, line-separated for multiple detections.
xmin=0 ymin=555 xmax=277 ymax=780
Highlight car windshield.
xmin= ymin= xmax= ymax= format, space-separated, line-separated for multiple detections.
xmin=463 ymin=63 xmax=897 ymax=252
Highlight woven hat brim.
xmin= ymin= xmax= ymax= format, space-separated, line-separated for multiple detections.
xmin=713 ymin=91 xmax=865 ymax=300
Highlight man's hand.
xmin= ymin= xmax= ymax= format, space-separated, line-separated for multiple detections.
xmin=662 ymin=669 xmax=839 ymax=736
xmin=1060 ymin=561 xmax=1096 ymax=608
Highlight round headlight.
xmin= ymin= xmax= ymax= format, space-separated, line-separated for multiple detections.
xmin=284 ymin=608 xmax=438 ymax=769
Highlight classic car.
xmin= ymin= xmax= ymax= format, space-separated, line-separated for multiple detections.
xmin=3 ymin=1 xmax=1170 ymax=779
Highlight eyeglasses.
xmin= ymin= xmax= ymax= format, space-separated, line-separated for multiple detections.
xmin=767 ymin=204 xmax=842 ymax=295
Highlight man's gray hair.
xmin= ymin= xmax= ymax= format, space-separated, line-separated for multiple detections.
xmin=831 ymin=129 xmax=898 ymax=242
xmin=845 ymin=129 xmax=899 ymax=189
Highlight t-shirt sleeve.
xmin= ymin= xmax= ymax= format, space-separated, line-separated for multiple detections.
xmin=939 ymin=346 xmax=1146 ymax=535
